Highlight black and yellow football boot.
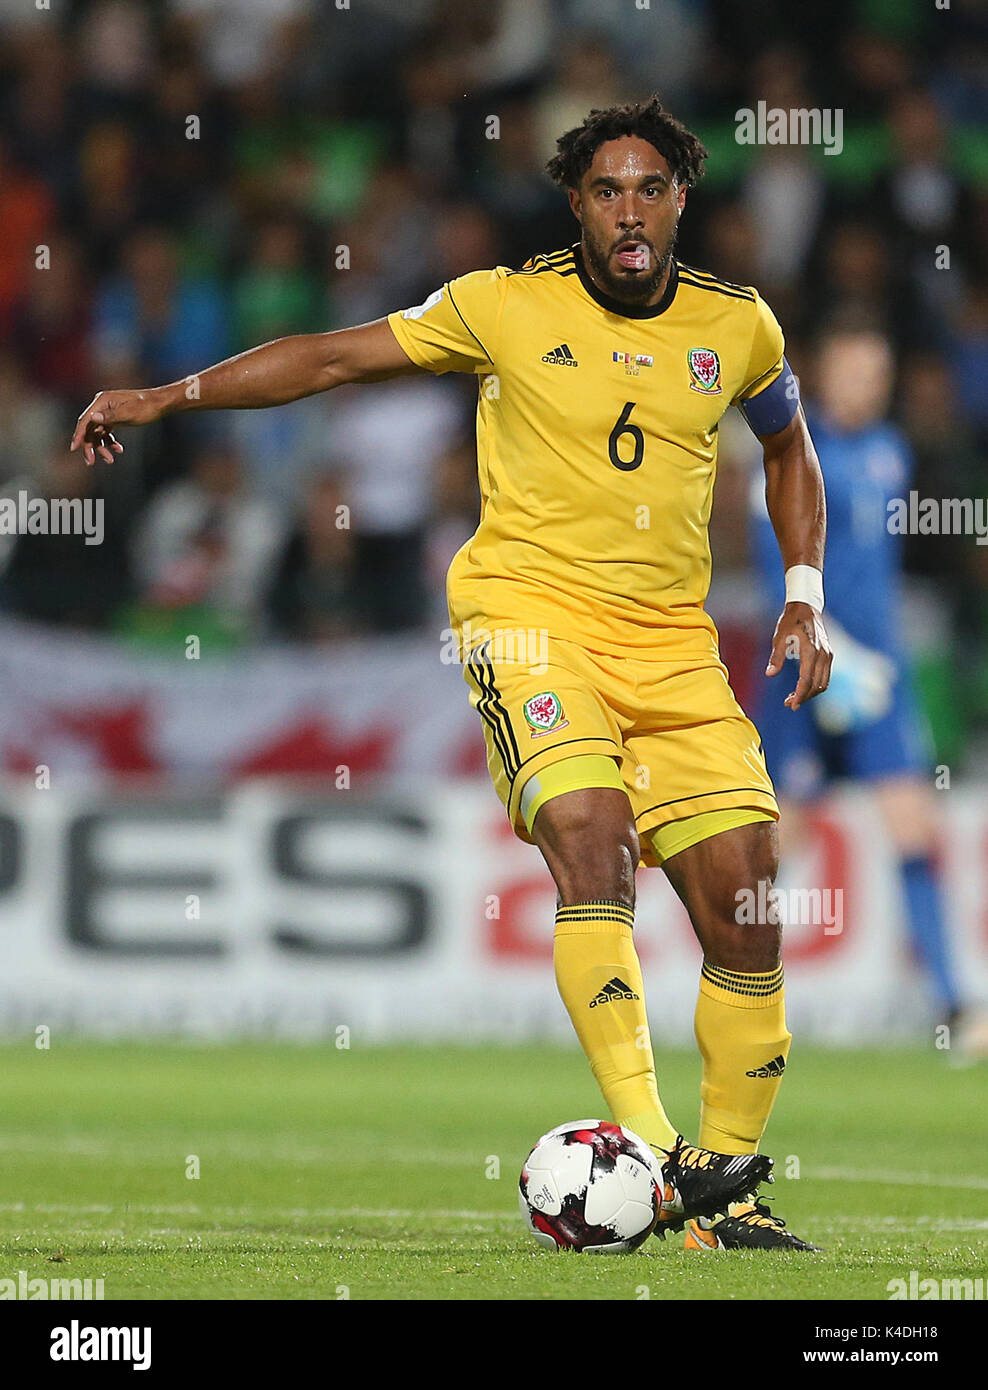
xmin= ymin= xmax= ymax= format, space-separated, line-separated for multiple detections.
xmin=649 ymin=1136 xmax=773 ymax=1238
xmin=684 ymin=1198 xmax=822 ymax=1251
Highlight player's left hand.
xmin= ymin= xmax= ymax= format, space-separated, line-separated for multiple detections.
xmin=765 ymin=602 xmax=833 ymax=710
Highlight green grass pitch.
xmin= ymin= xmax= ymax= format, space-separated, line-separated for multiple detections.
xmin=1 ymin=1040 xmax=984 ymax=1300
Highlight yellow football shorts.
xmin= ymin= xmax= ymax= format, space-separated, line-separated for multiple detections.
xmin=463 ymin=626 xmax=778 ymax=869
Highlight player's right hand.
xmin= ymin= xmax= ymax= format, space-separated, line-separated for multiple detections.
xmin=71 ymin=389 xmax=163 ymax=465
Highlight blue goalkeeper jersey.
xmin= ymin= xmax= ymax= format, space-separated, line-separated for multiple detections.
xmin=751 ymin=410 xmax=914 ymax=658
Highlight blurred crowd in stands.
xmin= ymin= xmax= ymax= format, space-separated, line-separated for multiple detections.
xmin=0 ymin=0 xmax=984 ymax=749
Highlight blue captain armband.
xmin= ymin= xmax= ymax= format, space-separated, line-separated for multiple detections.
xmin=739 ymin=357 xmax=799 ymax=436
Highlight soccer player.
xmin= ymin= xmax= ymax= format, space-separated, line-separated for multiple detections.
xmin=751 ymin=322 xmax=988 ymax=1057
xmin=72 ymin=98 xmax=832 ymax=1251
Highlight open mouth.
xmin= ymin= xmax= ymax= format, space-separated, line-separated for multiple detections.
xmin=614 ymin=240 xmax=650 ymax=272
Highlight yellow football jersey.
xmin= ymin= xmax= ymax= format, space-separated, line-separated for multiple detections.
xmin=387 ymin=245 xmax=785 ymax=659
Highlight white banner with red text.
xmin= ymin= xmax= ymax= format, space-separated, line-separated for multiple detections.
xmin=0 ymin=779 xmax=984 ymax=1044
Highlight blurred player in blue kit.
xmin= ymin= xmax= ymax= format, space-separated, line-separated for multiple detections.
xmin=752 ymin=323 xmax=986 ymax=1058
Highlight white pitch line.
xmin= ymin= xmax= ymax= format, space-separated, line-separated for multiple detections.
xmin=0 ymin=1135 xmax=479 ymax=1167
xmin=1 ymin=1140 xmax=985 ymax=1193
xmin=809 ymin=1166 xmax=988 ymax=1191
xmin=821 ymin=1216 xmax=988 ymax=1232
xmin=0 ymin=1202 xmax=512 ymax=1221
xmin=0 ymin=1203 xmax=985 ymax=1234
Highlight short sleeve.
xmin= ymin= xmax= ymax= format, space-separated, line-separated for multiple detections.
xmin=387 ymin=269 xmax=504 ymax=375
xmin=732 ymin=293 xmax=786 ymax=404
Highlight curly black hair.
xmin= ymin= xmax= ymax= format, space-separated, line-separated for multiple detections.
xmin=546 ymin=95 xmax=708 ymax=191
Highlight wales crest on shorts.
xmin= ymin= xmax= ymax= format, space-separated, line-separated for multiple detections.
xmin=523 ymin=691 xmax=569 ymax=737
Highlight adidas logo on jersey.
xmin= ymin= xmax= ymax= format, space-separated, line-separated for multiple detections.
xmin=589 ymin=977 xmax=640 ymax=1008
xmin=745 ymin=1054 xmax=787 ymax=1078
xmin=541 ymin=343 xmax=578 ymax=366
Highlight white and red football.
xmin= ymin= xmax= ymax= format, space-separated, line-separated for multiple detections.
xmin=518 ymin=1119 xmax=661 ymax=1253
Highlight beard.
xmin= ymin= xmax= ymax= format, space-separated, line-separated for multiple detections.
xmin=582 ymin=223 xmax=678 ymax=304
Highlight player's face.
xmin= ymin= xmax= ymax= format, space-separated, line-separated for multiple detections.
xmin=817 ymin=334 xmax=894 ymax=429
xmin=569 ymin=138 xmax=686 ymax=304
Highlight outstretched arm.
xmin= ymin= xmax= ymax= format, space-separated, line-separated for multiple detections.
xmin=71 ymin=318 xmax=420 ymax=464
xmin=760 ymin=405 xmax=832 ymax=710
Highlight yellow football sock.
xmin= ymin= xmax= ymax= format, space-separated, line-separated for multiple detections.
xmin=553 ymin=901 xmax=678 ymax=1153
xmin=694 ymin=961 xmax=791 ymax=1156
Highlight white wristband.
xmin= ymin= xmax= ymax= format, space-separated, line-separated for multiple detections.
xmin=784 ymin=564 xmax=824 ymax=611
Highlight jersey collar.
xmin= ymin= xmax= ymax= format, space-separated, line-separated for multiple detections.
xmin=574 ymin=245 xmax=679 ymax=319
